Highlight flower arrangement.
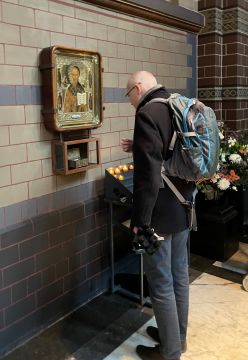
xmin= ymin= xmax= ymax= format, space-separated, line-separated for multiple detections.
xmin=197 ymin=123 xmax=248 ymax=200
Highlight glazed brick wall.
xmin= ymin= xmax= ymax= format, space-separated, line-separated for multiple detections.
xmin=0 ymin=0 xmax=193 ymax=211
xmin=198 ymin=33 xmax=223 ymax=88
xmin=0 ymin=196 xmax=109 ymax=356
xmin=198 ymin=1 xmax=248 ymax=130
xmin=223 ymin=33 xmax=248 ymax=87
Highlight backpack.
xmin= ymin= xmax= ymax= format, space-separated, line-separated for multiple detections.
xmin=146 ymin=93 xmax=220 ymax=230
xmin=147 ymin=93 xmax=220 ymax=182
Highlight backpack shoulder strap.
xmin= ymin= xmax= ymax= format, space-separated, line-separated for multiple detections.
xmin=161 ymin=172 xmax=187 ymax=204
xmin=161 ymin=171 xmax=198 ymax=231
xmin=145 ymin=97 xmax=178 ymax=150
xmin=145 ymin=98 xmax=169 ymax=105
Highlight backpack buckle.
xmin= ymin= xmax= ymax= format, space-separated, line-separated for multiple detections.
xmin=182 ymin=200 xmax=192 ymax=208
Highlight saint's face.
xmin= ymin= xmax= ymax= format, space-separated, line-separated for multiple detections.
xmin=70 ymin=67 xmax=80 ymax=87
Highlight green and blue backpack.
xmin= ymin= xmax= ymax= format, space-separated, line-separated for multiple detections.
xmin=147 ymin=93 xmax=220 ymax=182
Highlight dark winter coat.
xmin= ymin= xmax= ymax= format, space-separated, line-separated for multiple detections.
xmin=131 ymin=85 xmax=195 ymax=235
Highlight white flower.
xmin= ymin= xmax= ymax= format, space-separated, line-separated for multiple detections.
xmin=221 ymin=153 xmax=226 ymax=162
xmin=217 ymin=163 xmax=220 ymax=171
xmin=219 ymin=131 xmax=224 ymax=140
xmin=211 ymin=173 xmax=220 ymax=183
xmin=218 ymin=121 xmax=224 ymax=127
xmin=229 ymin=153 xmax=242 ymax=164
xmin=232 ymin=186 xmax=238 ymax=191
xmin=228 ymin=137 xmax=236 ymax=147
xmin=217 ymin=178 xmax=230 ymax=190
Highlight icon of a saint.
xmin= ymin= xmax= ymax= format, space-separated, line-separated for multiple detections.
xmin=63 ymin=65 xmax=87 ymax=113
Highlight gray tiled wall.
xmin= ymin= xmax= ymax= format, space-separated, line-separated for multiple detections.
xmin=0 ymin=192 xmax=110 ymax=358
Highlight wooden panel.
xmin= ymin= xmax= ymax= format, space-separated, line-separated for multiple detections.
xmin=52 ymin=137 xmax=101 ymax=175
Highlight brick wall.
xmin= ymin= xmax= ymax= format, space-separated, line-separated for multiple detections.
xmin=198 ymin=0 xmax=248 ymax=131
xmin=0 ymin=0 xmax=198 ymax=356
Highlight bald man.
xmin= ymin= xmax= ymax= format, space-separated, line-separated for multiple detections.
xmin=122 ymin=71 xmax=194 ymax=360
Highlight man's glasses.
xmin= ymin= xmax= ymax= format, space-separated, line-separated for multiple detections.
xmin=125 ymin=82 xmax=141 ymax=97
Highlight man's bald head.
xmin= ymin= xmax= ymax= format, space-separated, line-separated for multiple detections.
xmin=126 ymin=71 xmax=158 ymax=108
xmin=127 ymin=71 xmax=157 ymax=95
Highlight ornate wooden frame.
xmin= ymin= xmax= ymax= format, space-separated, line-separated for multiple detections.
xmin=39 ymin=45 xmax=103 ymax=132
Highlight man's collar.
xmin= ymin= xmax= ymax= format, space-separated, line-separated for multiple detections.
xmin=137 ymin=84 xmax=164 ymax=108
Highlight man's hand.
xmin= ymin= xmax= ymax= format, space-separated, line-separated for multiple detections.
xmin=133 ymin=226 xmax=138 ymax=234
xmin=132 ymin=226 xmax=163 ymax=255
xmin=121 ymin=138 xmax=133 ymax=153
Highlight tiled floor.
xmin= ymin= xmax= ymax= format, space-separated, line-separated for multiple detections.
xmin=2 ymin=248 xmax=247 ymax=360
xmin=2 ymin=293 xmax=151 ymax=360
xmin=105 ymin=271 xmax=248 ymax=360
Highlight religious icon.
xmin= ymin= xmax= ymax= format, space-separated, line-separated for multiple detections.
xmin=39 ymin=46 xmax=103 ymax=132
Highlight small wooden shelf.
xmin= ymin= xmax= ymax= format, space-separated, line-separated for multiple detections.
xmin=52 ymin=137 xmax=100 ymax=175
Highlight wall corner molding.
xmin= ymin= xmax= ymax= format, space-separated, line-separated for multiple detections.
xmin=77 ymin=0 xmax=205 ymax=33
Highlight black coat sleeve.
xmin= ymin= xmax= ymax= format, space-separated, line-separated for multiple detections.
xmin=131 ymin=107 xmax=170 ymax=228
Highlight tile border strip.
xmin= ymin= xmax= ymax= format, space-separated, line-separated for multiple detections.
xmin=200 ymin=7 xmax=248 ymax=35
xmin=0 ymin=86 xmax=191 ymax=106
xmin=198 ymin=86 xmax=248 ymax=100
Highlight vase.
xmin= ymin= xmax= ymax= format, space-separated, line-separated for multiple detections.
xmin=197 ymin=190 xmax=229 ymax=211
xmin=228 ymin=185 xmax=248 ymax=242
xmin=204 ymin=189 xmax=220 ymax=201
xmin=190 ymin=192 xmax=239 ymax=261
